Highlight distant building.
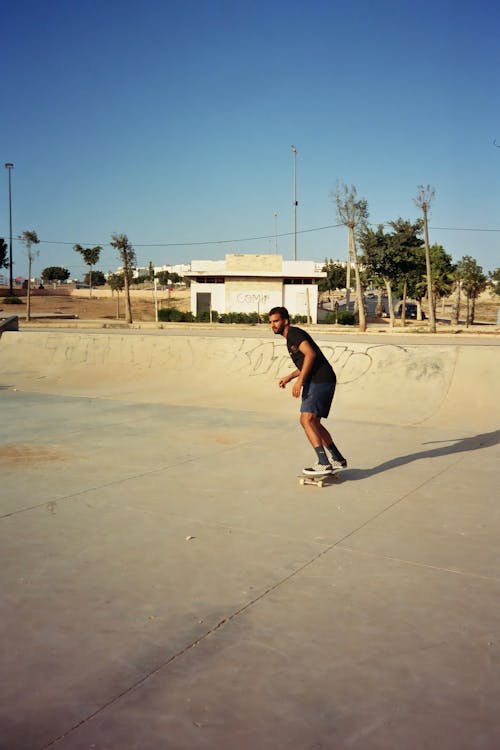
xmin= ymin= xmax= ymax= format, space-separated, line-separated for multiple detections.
xmin=184 ymin=254 xmax=326 ymax=323
xmin=132 ymin=263 xmax=192 ymax=279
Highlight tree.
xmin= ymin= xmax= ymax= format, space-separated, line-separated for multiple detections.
xmin=414 ymin=185 xmax=437 ymax=332
xmin=19 ymin=230 xmax=40 ymax=321
xmin=359 ymin=224 xmax=398 ymax=326
xmin=319 ymin=260 xmax=346 ymax=294
xmin=84 ymin=270 xmax=106 ymax=286
xmin=0 ymin=238 xmax=7 ymax=270
xmin=332 ymin=182 xmax=368 ymax=332
xmin=455 ymin=255 xmax=487 ymax=326
xmin=110 ymin=234 xmax=136 ymax=324
xmin=108 ymin=272 xmax=125 ymax=319
xmin=489 ymin=268 xmax=500 ymax=295
xmin=387 ymin=218 xmax=424 ymax=326
xmin=156 ymin=271 xmax=170 ymax=287
xmin=73 ymin=244 xmax=102 ymax=297
xmin=450 ymin=266 xmax=462 ymax=326
xmin=41 ymin=266 xmax=71 ymax=284
xmin=429 ymin=244 xmax=454 ymax=316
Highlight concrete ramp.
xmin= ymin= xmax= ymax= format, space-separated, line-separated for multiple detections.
xmin=0 ymin=330 xmax=498 ymax=429
xmin=2 ymin=328 xmax=499 ymax=750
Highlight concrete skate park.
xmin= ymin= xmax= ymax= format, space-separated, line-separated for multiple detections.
xmin=1 ymin=324 xmax=499 ymax=750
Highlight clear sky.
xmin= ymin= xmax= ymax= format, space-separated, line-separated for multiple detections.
xmin=2 ymin=0 xmax=499 ymax=281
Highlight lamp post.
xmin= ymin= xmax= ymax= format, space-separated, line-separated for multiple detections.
xmin=4 ymin=162 xmax=14 ymax=296
xmin=291 ymin=145 xmax=297 ymax=260
xmin=274 ymin=211 xmax=278 ymax=253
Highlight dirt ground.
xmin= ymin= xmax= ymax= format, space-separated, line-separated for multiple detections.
xmin=0 ymin=287 xmax=191 ymax=322
xmin=1 ymin=286 xmax=498 ymax=327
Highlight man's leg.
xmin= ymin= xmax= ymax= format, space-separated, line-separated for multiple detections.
xmin=302 ymin=415 xmax=347 ymax=465
xmin=299 ymin=412 xmax=323 ymax=447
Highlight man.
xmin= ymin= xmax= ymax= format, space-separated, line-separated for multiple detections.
xmin=269 ymin=306 xmax=347 ymax=476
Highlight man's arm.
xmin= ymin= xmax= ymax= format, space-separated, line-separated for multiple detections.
xmin=279 ymin=369 xmax=300 ymax=388
xmin=292 ymin=340 xmax=316 ymax=398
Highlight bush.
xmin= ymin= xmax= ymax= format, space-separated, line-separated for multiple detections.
xmin=337 ymin=310 xmax=355 ymax=325
xmin=291 ymin=315 xmax=308 ymax=324
xmin=3 ymin=296 xmax=23 ymax=304
xmin=217 ymin=311 xmax=263 ymax=324
xmin=157 ymin=307 xmax=193 ymax=322
xmin=325 ymin=313 xmax=337 ymax=324
xmin=196 ymin=310 xmax=219 ymax=322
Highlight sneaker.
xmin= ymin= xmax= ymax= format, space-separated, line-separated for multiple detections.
xmin=302 ymin=462 xmax=333 ymax=476
xmin=330 ymin=459 xmax=347 ymax=470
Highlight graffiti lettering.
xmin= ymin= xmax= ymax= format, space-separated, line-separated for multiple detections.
xmin=236 ymin=293 xmax=271 ymax=305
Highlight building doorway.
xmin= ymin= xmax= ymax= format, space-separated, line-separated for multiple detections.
xmin=196 ymin=292 xmax=211 ymax=316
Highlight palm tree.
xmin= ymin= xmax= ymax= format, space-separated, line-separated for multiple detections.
xmin=414 ymin=185 xmax=437 ymax=332
xmin=73 ymin=244 xmax=102 ymax=297
xmin=19 ymin=230 xmax=40 ymax=321
xmin=110 ymin=234 xmax=136 ymax=324
xmin=332 ymin=182 xmax=368 ymax=332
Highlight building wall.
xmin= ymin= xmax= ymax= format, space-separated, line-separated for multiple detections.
xmin=226 ymin=254 xmax=282 ymax=272
xmin=190 ymin=283 xmax=226 ymax=315
xmin=226 ymin=278 xmax=282 ymax=315
xmin=284 ymin=284 xmax=319 ymax=323
xmin=190 ymin=279 xmax=319 ymax=321
xmin=189 ymin=255 xmax=323 ymax=321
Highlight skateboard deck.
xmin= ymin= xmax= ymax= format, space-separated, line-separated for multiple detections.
xmin=298 ymin=468 xmax=342 ymax=488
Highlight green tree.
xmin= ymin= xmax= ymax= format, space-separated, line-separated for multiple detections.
xmin=41 ymin=266 xmax=71 ymax=284
xmin=429 ymin=244 xmax=454 ymax=316
xmin=84 ymin=270 xmax=106 ymax=286
xmin=19 ymin=230 xmax=40 ymax=321
xmin=387 ymin=218 xmax=424 ymax=326
xmin=450 ymin=265 xmax=463 ymax=326
xmin=489 ymin=268 xmax=500 ymax=294
xmin=359 ymin=224 xmax=398 ymax=326
xmin=108 ymin=272 xmax=125 ymax=319
xmin=455 ymin=255 xmax=487 ymax=326
xmin=414 ymin=185 xmax=437 ymax=332
xmin=319 ymin=259 xmax=346 ymax=294
xmin=332 ymin=182 xmax=369 ymax=331
xmin=110 ymin=234 xmax=136 ymax=324
xmin=156 ymin=271 xmax=170 ymax=287
xmin=0 ymin=238 xmax=7 ymax=270
xmin=73 ymin=244 xmax=102 ymax=297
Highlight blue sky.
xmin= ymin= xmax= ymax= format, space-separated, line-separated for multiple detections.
xmin=2 ymin=0 xmax=499 ymax=280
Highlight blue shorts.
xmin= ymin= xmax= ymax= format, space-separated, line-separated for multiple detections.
xmin=300 ymin=380 xmax=335 ymax=418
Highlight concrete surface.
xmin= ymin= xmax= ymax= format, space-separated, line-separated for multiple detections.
xmin=1 ymin=328 xmax=499 ymax=749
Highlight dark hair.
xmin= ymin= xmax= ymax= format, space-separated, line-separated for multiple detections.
xmin=269 ymin=306 xmax=289 ymax=321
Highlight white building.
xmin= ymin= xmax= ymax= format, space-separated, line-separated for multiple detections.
xmin=132 ymin=263 xmax=191 ymax=279
xmin=184 ymin=254 xmax=326 ymax=323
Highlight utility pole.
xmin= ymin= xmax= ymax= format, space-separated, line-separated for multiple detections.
xmin=5 ymin=163 xmax=14 ymax=296
xmin=291 ymin=145 xmax=297 ymax=260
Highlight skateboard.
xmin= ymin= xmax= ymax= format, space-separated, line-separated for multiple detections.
xmin=298 ymin=468 xmax=342 ymax=488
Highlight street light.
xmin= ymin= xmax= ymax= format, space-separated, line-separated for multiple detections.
xmin=291 ymin=146 xmax=298 ymax=260
xmin=274 ymin=211 xmax=278 ymax=253
xmin=4 ymin=162 xmax=14 ymax=296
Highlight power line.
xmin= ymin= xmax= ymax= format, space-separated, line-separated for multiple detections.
xmin=429 ymin=226 xmax=500 ymax=233
xmin=14 ymin=222 xmax=500 ymax=250
xmin=29 ymin=223 xmax=342 ymax=248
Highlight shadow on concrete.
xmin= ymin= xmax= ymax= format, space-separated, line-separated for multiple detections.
xmin=346 ymin=428 xmax=500 ymax=481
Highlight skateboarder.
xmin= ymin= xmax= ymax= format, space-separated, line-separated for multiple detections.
xmin=269 ymin=306 xmax=347 ymax=476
